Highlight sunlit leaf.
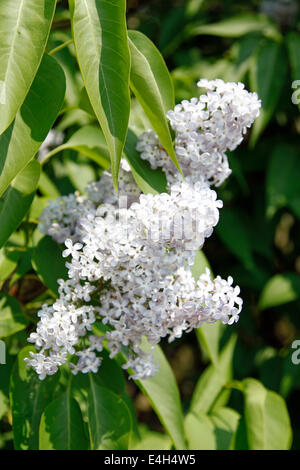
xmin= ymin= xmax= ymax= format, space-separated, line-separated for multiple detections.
xmin=0 ymin=0 xmax=57 ymax=134
xmin=69 ymin=0 xmax=130 ymax=189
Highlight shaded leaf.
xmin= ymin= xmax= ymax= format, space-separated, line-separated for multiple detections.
xmin=124 ymin=129 xmax=167 ymax=194
xmin=216 ymin=208 xmax=255 ymax=270
xmin=0 ymin=54 xmax=66 ymax=196
xmin=88 ymin=377 xmax=132 ymax=450
xmin=32 ymin=236 xmax=67 ymax=294
xmin=0 ymin=160 xmax=41 ymax=249
xmin=10 ymin=346 xmax=59 ymax=450
xmin=39 ymin=392 xmax=89 ymax=450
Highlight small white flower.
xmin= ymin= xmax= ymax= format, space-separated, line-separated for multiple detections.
xmin=62 ymin=239 xmax=83 ymax=259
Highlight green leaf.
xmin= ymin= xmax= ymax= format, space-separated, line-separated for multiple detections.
xmin=94 ymin=350 xmax=126 ymax=394
xmin=250 ymin=40 xmax=288 ymax=145
xmin=0 ymin=353 xmax=14 ymax=420
xmin=185 ymin=14 xmax=279 ymax=39
xmin=0 ymin=160 xmax=41 ymax=249
xmin=191 ymin=335 xmax=236 ymax=413
xmin=134 ymin=343 xmax=186 ymax=450
xmin=124 ymin=129 xmax=168 ymax=194
xmin=94 ymin=332 xmax=186 ymax=449
xmin=69 ymin=0 xmax=130 ymax=190
xmin=88 ymin=377 xmax=132 ymax=450
xmin=266 ymin=143 xmax=300 ymax=218
xmin=0 ymin=247 xmax=20 ymax=282
xmin=185 ymin=411 xmax=216 ymax=450
xmin=0 ymin=54 xmax=66 ymax=197
xmin=0 ymin=0 xmax=57 ymax=135
xmin=128 ymin=30 xmax=180 ymax=173
xmin=0 ymin=294 xmax=28 ymax=338
xmin=216 ymin=208 xmax=255 ymax=270
xmin=41 ymin=125 xmax=110 ymax=170
xmin=10 ymin=346 xmax=59 ymax=450
xmin=258 ymin=273 xmax=300 ymax=310
xmin=39 ymin=392 xmax=89 ymax=450
xmin=210 ymin=407 xmax=241 ymax=450
xmin=184 ymin=407 xmax=240 ymax=450
xmin=242 ymin=378 xmax=292 ymax=450
xmin=133 ymin=425 xmax=171 ymax=450
xmin=32 ymin=236 xmax=67 ymax=294
xmin=196 ymin=323 xmax=225 ymax=367
xmin=38 ymin=172 xmax=60 ymax=199
xmin=185 ymin=0 xmax=205 ymax=19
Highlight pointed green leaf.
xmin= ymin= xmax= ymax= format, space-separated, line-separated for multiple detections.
xmin=191 ymin=335 xmax=236 ymax=413
xmin=0 ymin=0 xmax=57 ymax=135
xmin=88 ymin=377 xmax=132 ymax=450
xmin=0 ymin=54 xmax=66 ymax=197
xmin=0 ymin=160 xmax=41 ymax=249
xmin=134 ymin=343 xmax=186 ymax=450
xmin=259 ymin=273 xmax=300 ymax=310
xmin=242 ymin=378 xmax=292 ymax=450
xmin=128 ymin=30 xmax=180 ymax=173
xmin=41 ymin=125 xmax=110 ymax=169
xmin=69 ymin=0 xmax=130 ymax=189
xmin=0 ymin=294 xmax=28 ymax=338
xmin=10 ymin=346 xmax=59 ymax=450
xmin=185 ymin=14 xmax=279 ymax=39
xmin=39 ymin=392 xmax=89 ymax=450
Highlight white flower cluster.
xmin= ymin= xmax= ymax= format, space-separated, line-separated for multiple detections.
xmin=38 ymin=160 xmax=141 ymax=243
xmin=138 ymin=79 xmax=261 ymax=186
xmin=27 ymin=79 xmax=259 ymax=380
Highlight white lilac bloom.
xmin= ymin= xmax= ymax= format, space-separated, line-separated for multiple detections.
xmin=26 ymin=79 xmax=259 ymax=380
xmin=139 ymin=79 xmax=261 ymax=187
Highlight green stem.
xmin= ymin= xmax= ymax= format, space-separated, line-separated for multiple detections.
xmin=49 ymin=39 xmax=73 ymax=56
